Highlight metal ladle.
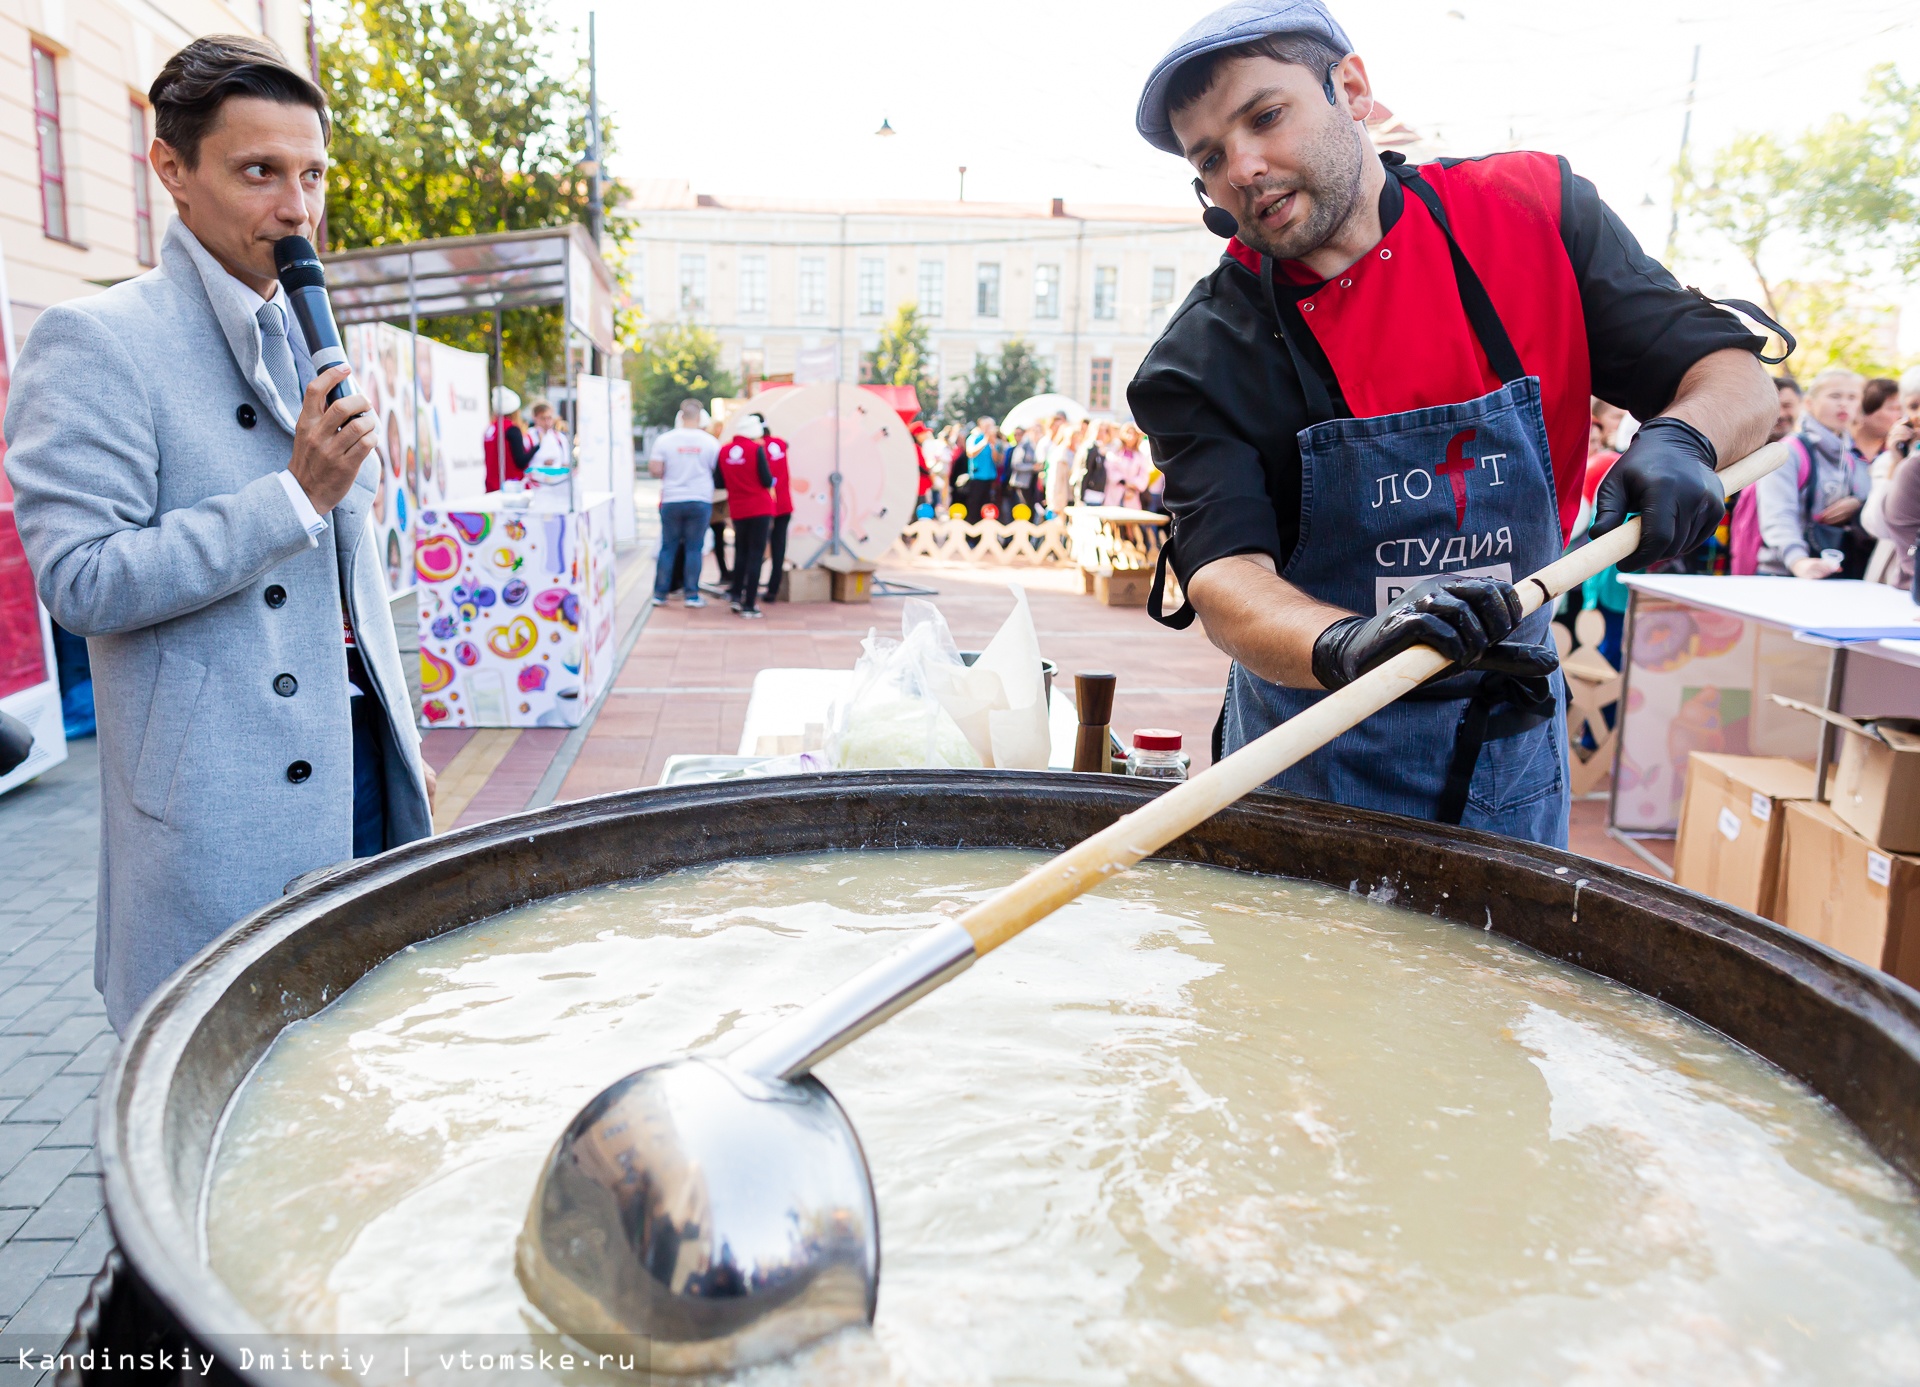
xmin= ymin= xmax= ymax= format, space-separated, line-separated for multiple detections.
xmin=517 ymin=443 xmax=1787 ymax=1374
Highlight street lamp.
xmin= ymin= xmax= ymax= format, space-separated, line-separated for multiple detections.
xmin=875 ymin=117 xmax=896 ymax=137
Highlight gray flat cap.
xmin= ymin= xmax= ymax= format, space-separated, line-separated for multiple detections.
xmin=1136 ymin=0 xmax=1354 ymax=154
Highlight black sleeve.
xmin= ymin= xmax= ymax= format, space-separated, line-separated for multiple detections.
xmin=755 ymin=442 xmax=774 ymax=489
xmin=1559 ymin=157 xmax=1766 ymax=421
xmin=1128 ymin=321 xmax=1289 ymax=585
xmin=507 ymin=424 xmax=533 ymax=469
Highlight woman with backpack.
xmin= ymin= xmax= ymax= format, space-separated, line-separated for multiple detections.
xmin=1733 ymin=368 xmax=1875 ymax=578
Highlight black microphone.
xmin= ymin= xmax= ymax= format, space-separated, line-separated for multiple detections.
xmin=1192 ymin=179 xmax=1239 ymax=238
xmin=272 ymin=235 xmax=358 ymax=408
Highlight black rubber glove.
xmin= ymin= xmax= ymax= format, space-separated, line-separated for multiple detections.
xmin=1311 ymin=575 xmax=1560 ymax=691
xmin=1588 ymin=415 xmax=1724 ymax=572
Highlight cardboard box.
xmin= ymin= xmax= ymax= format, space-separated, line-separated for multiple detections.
xmin=1773 ymin=698 xmax=1920 ymax=853
xmin=820 ymin=554 xmax=876 ymax=604
xmin=1778 ymin=800 xmax=1920 ymax=988
xmin=774 ymin=567 xmax=830 ymax=604
xmin=1093 ymin=570 xmax=1151 ymax=607
xmin=1674 ymin=753 xmax=1817 ymax=920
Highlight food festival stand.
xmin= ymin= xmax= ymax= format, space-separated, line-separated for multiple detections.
xmin=323 ymin=226 xmax=629 ymax=725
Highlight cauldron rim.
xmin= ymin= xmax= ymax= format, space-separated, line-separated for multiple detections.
xmin=99 ymin=769 xmax=1920 ymax=1383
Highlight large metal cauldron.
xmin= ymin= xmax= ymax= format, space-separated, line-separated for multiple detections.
xmin=95 ymin=771 xmax=1920 ymax=1382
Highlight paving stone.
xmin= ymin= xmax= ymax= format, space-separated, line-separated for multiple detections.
xmin=27 ymin=1017 xmax=104 ymax=1058
xmin=16 ymin=1177 xmax=101 ymax=1241
xmin=0 ymin=1242 xmax=69 ymax=1318
xmin=10 ymin=1078 xmax=95 ymax=1126
xmin=0 ymin=1040 xmax=37 ymax=1078
xmin=52 ymin=1214 xmax=110 ymax=1278
xmin=0 ymin=991 xmax=53 ymax=1026
xmin=43 ymin=1099 xmax=94 ymax=1151
xmin=3 ymin=999 xmax=80 ymax=1038
xmin=0 ymin=1057 xmax=65 ymax=1101
xmin=0 ymin=1128 xmax=55 ymax=1181
xmin=0 ymin=1148 xmax=87 ymax=1210
xmin=60 ymin=1037 xmax=115 ymax=1078
xmin=0 ymin=1269 xmax=89 ymax=1333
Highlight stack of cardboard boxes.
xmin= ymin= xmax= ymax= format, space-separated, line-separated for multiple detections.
xmin=1676 ymin=709 xmax=1920 ymax=988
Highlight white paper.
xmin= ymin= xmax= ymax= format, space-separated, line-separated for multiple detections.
xmin=977 ymin=585 xmax=1052 ymax=771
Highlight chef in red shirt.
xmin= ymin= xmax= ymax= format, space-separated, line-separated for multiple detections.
xmin=1130 ymin=0 xmax=1785 ymax=846
xmin=718 ymin=412 xmax=778 ymax=619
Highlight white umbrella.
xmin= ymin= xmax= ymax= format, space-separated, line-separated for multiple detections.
xmin=1001 ymin=393 xmax=1088 ymax=434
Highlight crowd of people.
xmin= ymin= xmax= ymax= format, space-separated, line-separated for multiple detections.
xmin=917 ymin=415 xmax=1165 ymax=523
xmin=646 ymin=398 xmax=793 ymax=618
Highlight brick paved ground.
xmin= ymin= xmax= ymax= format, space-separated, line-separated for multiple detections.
xmin=0 ymin=737 xmax=115 ymax=1348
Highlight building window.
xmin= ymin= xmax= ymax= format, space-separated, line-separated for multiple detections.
xmin=1089 ymin=357 xmax=1113 ymax=412
xmin=858 ymin=257 xmax=885 ymax=316
xmin=32 ymin=44 xmax=68 ymax=243
xmin=1033 ymin=264 xmax=1061 ymax=320
xmin=798 ymin=257 xmax=826 ymax=316
xmin=976 ymin=263 xmax=1001 ymax=318
xmin=917 ymin=260 xmax=944 ymax=317
xmin=678 ymin=254 xmax=707 ymax=315
xmin=1093 ymin=266 xmax=1118 ymax=321
xmin=129 ymin=101 xmax=154 ymax=265
xmin=1151 ymin=266 xmax=1177 ymax=312
xmin=739 ymin=254 xmax=768 ymax=315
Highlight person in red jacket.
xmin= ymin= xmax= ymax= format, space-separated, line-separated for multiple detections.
xmin=718 ymin=412 xmax=778 ymax=618
xmin=761 ymin=426 xmax=795 ymax=605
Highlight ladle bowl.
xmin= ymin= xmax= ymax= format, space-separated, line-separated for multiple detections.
xmin=517 ymin=1057 xmax=877 ymax=1373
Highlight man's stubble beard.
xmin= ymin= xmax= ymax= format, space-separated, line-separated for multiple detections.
xmin=1232 ymin=114 xmax=1367 ymax=263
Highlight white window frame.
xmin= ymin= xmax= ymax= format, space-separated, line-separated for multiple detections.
xmin=798 ymin=257 xmax=827 ymax=317
xmin=1150 ymin=266 xmax=1177 ymax=312
xmin=678 ymin=253 xmax=708 ymax=315
xmin=917 ymin=260 xmax=945 ymax=317
xmin=739 ymin=253 xmax=768 ymax=315
xmin=1033 ymin=264 xmax=1061 ymax=320
xmin=976 ymin=262 xmax=1002 ymax=319
xmin=1092 ymin=266 xmax=1118 ymax=321
xmin=858 ymin=256 xmax=886 ymax=316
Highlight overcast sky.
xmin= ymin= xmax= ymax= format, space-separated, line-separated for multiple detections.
xmin=553 ymin=0 xmax=1918 ymax=342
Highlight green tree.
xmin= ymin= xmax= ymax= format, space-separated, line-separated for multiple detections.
xmin=319 ymin=0 xmax=629 ymax=392
xmin=940 ymin=340 xmax=1053 ymax=430
xmin=863 ymin=303 xmax=937 ymax=416
xmin=1677 ymin=131 xmax=1800 ymax=322
xmin=1794 ymin=66 xmax=1920 ymax=275
xmin=627 ymin=323 xmax=738 ymax=428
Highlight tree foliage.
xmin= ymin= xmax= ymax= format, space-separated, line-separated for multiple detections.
xmin=1677 ymin=64 xmax=1918 ymax=372
xmin=318 ymin=0 xmax=628 ymax=392
xmin=940 ymin=340 xmax=1053 ymax=430
xmin=627 ymin=323 xmax=738 ymax=428
xmin=862 ymin=303 xmax=937 ymax=416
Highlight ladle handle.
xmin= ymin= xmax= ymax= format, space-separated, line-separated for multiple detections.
xmin=955 ymin=440 xmax=1788 ymax=956
xmin=733 ymin=442 xmax=1786 ymax=1082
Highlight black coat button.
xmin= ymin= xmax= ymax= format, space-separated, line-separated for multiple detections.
xmin=236 ymin=404 xmax=257 ymax=429
xmin=264 ymin=584 xmax=287 ymax=608
xmin=273 ymin=673 xmax=298 ymax=698
xmin=286 ymin=760 xmax=311 ymax=784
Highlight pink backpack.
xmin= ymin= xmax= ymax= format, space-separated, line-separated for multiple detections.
xmin=1729 ymin=436 xmax=1810 ymax=575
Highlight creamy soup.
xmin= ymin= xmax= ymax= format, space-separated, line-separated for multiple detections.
xmin=205 ymin=851 xmax=1920 ymax=1384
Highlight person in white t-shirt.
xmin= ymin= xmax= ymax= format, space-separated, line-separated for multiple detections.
xmin=525 ymin=399 xmax=572 ymax=472
xmin=649 ymin=398 xmax=722 ymax=607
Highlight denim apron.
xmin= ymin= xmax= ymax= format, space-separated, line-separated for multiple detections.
xmin=1222 ymin=167 xmax=1570 ymax=847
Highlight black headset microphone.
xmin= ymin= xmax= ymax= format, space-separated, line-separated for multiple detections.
xmin=1193 ymin=60 xmax=1343 ymax=240
xmin=272 ymin=235 xmax=360 ymax=409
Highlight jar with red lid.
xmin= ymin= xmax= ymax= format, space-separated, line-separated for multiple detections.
xmin=1125 ymin=729 xmax=1187 ymax=781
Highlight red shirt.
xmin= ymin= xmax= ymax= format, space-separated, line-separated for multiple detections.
xmin=718 ymin=436 xmax=777 ymax=520
xmin=1226 ymin=153 xmax=1593 ymax=541
xmin=765 ymin=435 xmax=793 ymax=516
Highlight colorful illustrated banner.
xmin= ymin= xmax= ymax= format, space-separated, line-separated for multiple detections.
xmin=1613 ymin=596 xmax=1825 ymax=833
xmin=344 ymin=324 xmax=490 ymax=592
xmin=415 ymin=494 xmax=617 ymax=728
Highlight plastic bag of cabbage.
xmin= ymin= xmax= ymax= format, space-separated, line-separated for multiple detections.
xmin=827 ymin=592 xmax=1050 ymax=771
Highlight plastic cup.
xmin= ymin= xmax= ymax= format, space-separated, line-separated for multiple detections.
xmin=1820 ymin=548 xmax=1845 ymax=568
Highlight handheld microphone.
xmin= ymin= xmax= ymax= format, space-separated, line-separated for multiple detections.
xmin=1192 ymin=179 xmax=1239 ymax=239
xmin=272 ymin=235 xmax=357 ymax=408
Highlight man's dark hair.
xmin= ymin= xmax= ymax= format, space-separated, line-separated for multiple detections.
xmin=1774 ymin=373 xmax=1801 ymax=395
xmin=149 ymin=35 xmax=330 ymax=167
xmin=1864 ymin=376 xmax=1900 ymax=417
xmin=1163 ymin=33 xmax=1349 ymax=126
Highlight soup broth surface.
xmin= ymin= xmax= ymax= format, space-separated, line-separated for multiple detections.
xmin=205 ymin=850 xmax=1920 ymax=1384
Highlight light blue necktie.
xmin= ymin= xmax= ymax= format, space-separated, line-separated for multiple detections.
xmin=257 ymin=300 xmax=301 ymax=420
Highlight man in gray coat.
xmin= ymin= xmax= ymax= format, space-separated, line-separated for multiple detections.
xmin=3 ymin=36 xmax=432 ymax=1032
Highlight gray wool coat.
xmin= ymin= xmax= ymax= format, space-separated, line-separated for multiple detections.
xmin=3 ymin=218 xmax=431 ymax=1032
